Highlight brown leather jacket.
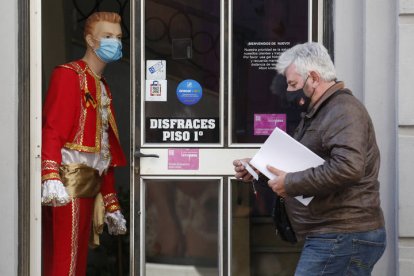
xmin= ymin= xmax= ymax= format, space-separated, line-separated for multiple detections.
xmin=284 ymin=82 xmax=384 ymax=238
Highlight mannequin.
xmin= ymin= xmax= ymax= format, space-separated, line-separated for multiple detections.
xmin=41 ymin=12 xmax=127 ymax=276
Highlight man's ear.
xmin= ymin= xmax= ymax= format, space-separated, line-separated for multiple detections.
xmin=309 ymin=71 xmax=320 ymax=87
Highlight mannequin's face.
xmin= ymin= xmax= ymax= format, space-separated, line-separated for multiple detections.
xmin=86 ymin=21 xmax=122 ymax=49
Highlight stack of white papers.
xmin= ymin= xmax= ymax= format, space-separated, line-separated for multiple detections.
xmin=247 ymin=127 xmax=325 ymax=206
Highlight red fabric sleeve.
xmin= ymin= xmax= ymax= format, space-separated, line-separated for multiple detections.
xmin=100 ymin=167 xmax=121 ymax=213
xmin=41 ymin=67 xmax=80 ymax=182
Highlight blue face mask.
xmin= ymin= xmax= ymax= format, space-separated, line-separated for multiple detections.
xmin=94 ymin=38 xmax=123 ymax=63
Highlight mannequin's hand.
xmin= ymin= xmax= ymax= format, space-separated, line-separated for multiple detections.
xmin=41 ymin=180 xmax=71 ymax=206
xmin=105 ymin=210 xmax=127 ymax=235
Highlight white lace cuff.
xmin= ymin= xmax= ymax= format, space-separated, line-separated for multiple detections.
xmin=41 ymin=180 xmax=71 ymax=206
xmin=104 ymin=210 xmax=127 ymax=235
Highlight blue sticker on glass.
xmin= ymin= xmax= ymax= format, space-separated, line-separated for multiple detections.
xmin=176 ymin=79 xmax=202 ymax=106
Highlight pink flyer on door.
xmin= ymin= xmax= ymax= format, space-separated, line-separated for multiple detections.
xmin=254 ymin=114 xmax=286 ymax=135
xmin=168 ymin=148 xmax=199 ymax=170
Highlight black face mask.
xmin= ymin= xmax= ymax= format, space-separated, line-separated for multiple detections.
xmin=286 ymin=89 xmax=311 ymax=111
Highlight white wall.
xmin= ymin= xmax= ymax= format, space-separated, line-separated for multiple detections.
xmin=363 ymin=0 xmax=397 ymax=274
xmin=0 ymin=0 xmax=19 ymax=275
xmin=335 ymin=0 xmax=397 ymax=275
xmin=398 ymin=0 xmax=414 ymax=275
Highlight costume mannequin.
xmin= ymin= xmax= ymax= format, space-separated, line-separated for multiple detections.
xmin=41 ymin=12 xmax=127 ymax=276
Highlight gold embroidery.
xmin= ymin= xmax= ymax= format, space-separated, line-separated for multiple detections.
xmin=41 ymin=173 xmax=61 ymax=182
xmin=103 ymin=193 xmax=116 ymax=199
xmin=73 ymin=100 xmax=87 ymax=145
xmin=41 ymin=160 xmax=60 ymax=171
xmin=59 ymin=64 xmax=76 ymax=70
xmin=106 ymin=204 xmax=121 ymax=212
xmin=59 ymin=62 xmax=89 ymax=148
xmin=86 ymin=66 xmax=102 ymax=80
xmin=63 ymin=143 xmax=100 ymax=152
xmin=59 ymin=61 xmax=105 ymax=153
xmin=70 ymin=85 xmax=87 ymax=146
xmin=71 ymin=62 xmax=88 ymax=146
xmin=103 ymin=193 xmax=118 ymax=207
xmin=108 ymin=109 xmax=121 ymax=142
xmin=94 ymin=75 xmax=102 ymax=152
xmin=69 ymin=198 xmax=79 ymax=276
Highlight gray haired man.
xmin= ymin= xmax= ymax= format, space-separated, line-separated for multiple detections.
xmin=234 ymin=42 xmax=386 ymax=275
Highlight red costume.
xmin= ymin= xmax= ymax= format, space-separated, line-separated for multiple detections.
xmin=41 ymin=60 xmax=126 ymax=276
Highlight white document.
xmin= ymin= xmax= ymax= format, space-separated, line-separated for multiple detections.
xmin=250 ymin=127 xmax=325 ymax=206
xmin=240 ymin=160 xmax=259 ymax=180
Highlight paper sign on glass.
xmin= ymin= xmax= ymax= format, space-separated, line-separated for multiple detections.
xmin=146 ymin=60 xmax=166 ymax=80
xmin=145 ymin=80 xmax=167 ymax=102
xmin=168 ymin=148 xmax=199 ymax=170
xmin=249 ymin=127 xmax=325 ymax=206
xmin=254 ymin=113 xmax=286 ymax=135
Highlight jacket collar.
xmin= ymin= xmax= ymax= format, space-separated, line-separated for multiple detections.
xmin=304 ymin=81 xmax=346 ymax=119
xmin=77 ymin=59 xmax=106 ymax=82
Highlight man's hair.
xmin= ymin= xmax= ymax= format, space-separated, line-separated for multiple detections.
xmin=84 ymin=12 xmax=121 ymax=37
xmin=276 ymin=42 xmax=336 ymax=81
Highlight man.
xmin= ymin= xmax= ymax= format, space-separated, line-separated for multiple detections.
xmin=234 ymin=42 xmax=386 ymax=275
xmin=41 ymin=12 xmax=127 ymax=276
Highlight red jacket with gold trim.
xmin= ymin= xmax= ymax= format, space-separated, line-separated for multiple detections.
xmin=41 ymin=60 xmax=127 ymax=212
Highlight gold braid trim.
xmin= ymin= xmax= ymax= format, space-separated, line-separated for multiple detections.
xmin=108 ymin=109 xmax=121 ymax=142
xmin=63 ymin=143 xmax=100 ymax=153
xmin=41 ymin=173 xmax=61 ymax=182
xmin=70 ymin=62 xmax=88 ymax=145
xmin=106 ymin=204 xmax=121 ymax=213
xmin=58 ymin=61 xmax=104 ymax=153
xmin=103 ymin=193 xmax=119 ymax=207
xmin=103 ymin=193 xmax=121 ymax=213
xmin=71 ymin=68 xmax=88 ymax=145
xmin=69 ymin=198 xmax=79 ymax=276
xmin=41 ymin=160 xmax=60 ymax=171
xmin=93 ymin=74 xmax=102 ymax=152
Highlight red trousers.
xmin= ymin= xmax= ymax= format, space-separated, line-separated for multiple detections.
xmin=42 ymin=198 xmax=94 ymax=276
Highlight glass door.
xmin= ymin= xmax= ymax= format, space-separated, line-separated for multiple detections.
xmin=142 ymin=0 xmax=222 ymax=147
xmin=135 ymin=1 xmax=226 ymax=275
xmin=133 ymin=0 xmax=319 ymax=275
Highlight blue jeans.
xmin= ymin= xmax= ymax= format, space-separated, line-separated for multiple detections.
xmin=295 ymin=227 xmax=386 ymax=276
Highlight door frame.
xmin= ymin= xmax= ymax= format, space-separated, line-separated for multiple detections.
xmin=27 ymin=0 xmax=43 ymax=275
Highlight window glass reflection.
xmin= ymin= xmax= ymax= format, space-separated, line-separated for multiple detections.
xmin=145 ymin=179 xmax=220 ymax=275
xmin=232 ymin=0 xmax=309 ymax=143
xmin=231 ymin=179 xmax=303 ymax=275
xmin=144 ymin=0 xmax=221 ymax=144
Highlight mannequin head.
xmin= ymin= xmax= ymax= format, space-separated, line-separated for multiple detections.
xmin=84 ymin=12 xmax=122 ymax=42
xmin=83 ymin=12 xmax=123 ymax=65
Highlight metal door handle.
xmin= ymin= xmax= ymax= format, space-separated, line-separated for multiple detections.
xmin=134 ymin=149 xmax=159 ymax=158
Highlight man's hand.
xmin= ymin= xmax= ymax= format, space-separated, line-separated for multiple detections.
xmin=267 ymin=165 xmax=287 ymax=197
xmin=233 ymin=158 xmax=254 ymax=182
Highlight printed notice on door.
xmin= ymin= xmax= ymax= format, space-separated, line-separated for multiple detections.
xmin=254 ymin=113 xmax=286 ymax=135
xmin=146 ymin=117 xmax=219 ymax=143
xmin=243 ymin=41 xmax=291 ymax=71
xmin=168 ymin=148 xmax=199 ymax=170
xmin=145 ymin=79 xmax=167 ymax=102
